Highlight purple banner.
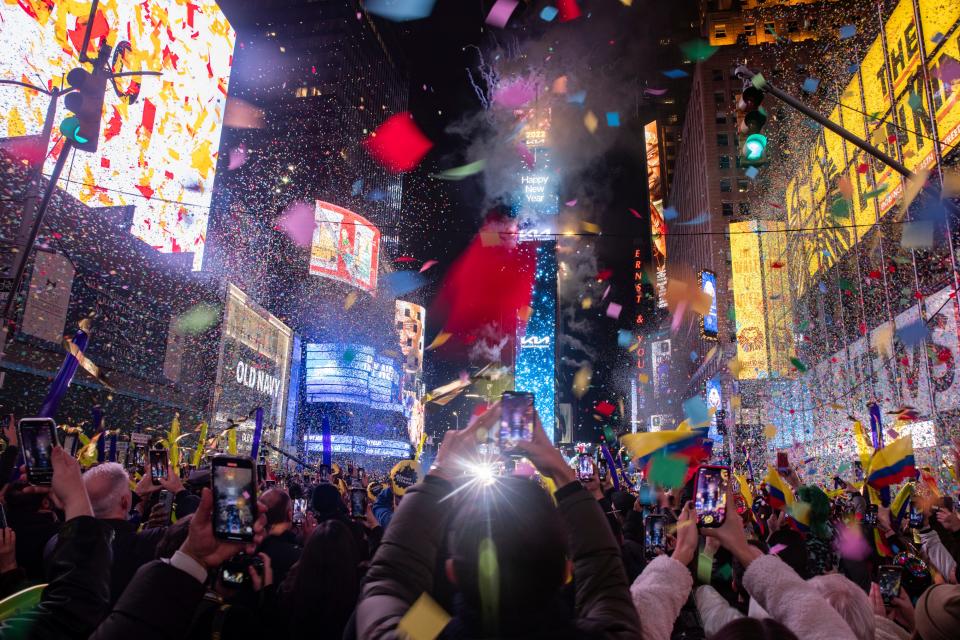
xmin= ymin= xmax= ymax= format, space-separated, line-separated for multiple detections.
xmin=321 ymin=414 xmax=332 ymax=467
xmin=868 ymin=402 xmax=883 ymax=450
xmin=250 ymin=406 xmax=264 ymax=461
xmin=93 ymin=405 xmax=105 ymax=462
xmin=39 ymin=327 xmax=89 ymax=419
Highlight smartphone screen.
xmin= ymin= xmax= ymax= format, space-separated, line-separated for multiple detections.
xmin=61 ymin=433 xmax=79 ymax=457
xmin=149 ymin=449 xmax=168 ymax=485
xmin=318 ymin=465 xmax=331 ymax=483
xmin=776 ymin=451 xmax=789 ymax=475
xmin=577 ymin=454 xmax=593 ymax=481
xmin=211 ymin=456 xmax=257 ymax=542
xmin=878 ymin=565 xmax=902 ymax=605
xmin=644 ymin=515 xmax=666 ymax=552
xmin=695 ymin=465 xmax=730 ymax=528
xmin=854 ymin=460 xmax=864 ymax=481
xmin=638 ymin=482 xmax=655 ymax=505
xmin=220 ymin=565 xmax=248 ymax=586
xmin=0 ymin=504 xmax=7 ymax=529
xmin=863 ymin=504 xmax=878 ymax=527
xmin=18 ymin=418 xmax=57 ymax=485
xmin=597 ymin=458 xmax=608 ymax=481
xmin=499 ymin=391 xmax=535 ymax=449
xmin=350 ymin=489 xmax=366 ymax=518
xmin=292 ymin=498 xmax=307 ymax=524
xmin=908 ymin=503 xmax=923 ymax=528
xmin=257 ymin=462 xmax=267 ymax=482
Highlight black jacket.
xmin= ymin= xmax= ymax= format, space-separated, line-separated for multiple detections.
xmin=356 ymin=476 xmax=642 ymax=640
xmin=259 ymin=530 xmax=301 ymax=586
xmin=0 ymin=516 xmax=113 ymax=639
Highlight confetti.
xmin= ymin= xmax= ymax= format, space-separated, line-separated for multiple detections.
xmin=539 ymin=6 xmax=559 ymax=21
xmin=584 ymin=110 xmax=599 ymax=133
xmin=663 ymin=206 xmax=678 ymax=220
xmin=364 ymin=0 xmax=437 ymax=22
xmin=344 ymin=292 xmax=358 ymax=310
xmin=606 ymin=112 xmax=621 ymax=127
xmin=683 ymin=396 xmax=709 ymax=425
xmin=901 ymin=220 xmax=934 ymax=249
xmin=643 ymin=88 xmax=668 ymax=96
xmin=397 ymin=593 xmax=451 ymax=640
xmin=764 ymin=424 xmax=778 ymax=438
xmin=790 ymin=357 xmax=808 ymax=372
xmin=557 ymin=0 xmax=581 ymax=22
xmin=648 ymin=452 xmax=688 ymax=489
xmin=364 ymin=112 xmax=433 ymax=173
xmin=426 ymin=332 xmax=452 ymax=351
xmin=606 ymin=302 xmax=622 ymax=319
xmin=223 ymin=97 xmax=265 ymax=129
xmin=662 ymin=69 xmax=689 ymax=79
xmin=573 ymin=365 xmax=592 ymax=398
xmin=839 ymin=24 xmax=856 ymax=39
xmin=680 ymin=39 xmax=718 ymax=62
xmin=381 ymin=271 xmax=427 ymax=297
xmin=484 ymin=0 xmax=518 ymax=28
xmin=744 ymin=166 xmax=759 ymax=179
xmin=175 ymin=304 xmax=219 ymax=334
xmin=277 ymin=202 xmax=317 ymax=247
xmin=419 ymin=260 xmax=438 ymax=273
xmin=896 ymin=320 xmax=929 ymax=346
xmin=430 ymin=159 xmax=486 ymax=180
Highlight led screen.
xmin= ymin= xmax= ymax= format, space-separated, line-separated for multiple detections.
xmin=645 ymin=121 xmax=667 ymax=309
xmin=700 ymin=270 xmax=718 ymax=339
xmin=310 ymin=201 xmax=380 ymax=293
xmin=0 ymin=1 xmax=235 ymax=270
xmin=303 ymin=434 xmax=410 ymax=458
xmin=304 ymin=343 xmax=402 ymax=412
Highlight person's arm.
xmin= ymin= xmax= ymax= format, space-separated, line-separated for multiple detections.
xmin=919 ymin=529 xmax=958 ymax=584
xmin=91 ymin=488 xmax=267 ymax=640
xmin=694 ymin=585 xmax=745 ymax=637
xmin=371 ymin=487 xmax=394 ymax=529
xmin=628 ymin=502 xmax=697 ymax=640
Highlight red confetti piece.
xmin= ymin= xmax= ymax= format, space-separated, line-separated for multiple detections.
xmin=857 ymin=163 xmax=869 ymax=174
xmin=394 ymin=256 xmax=417 ymax=263
xmin=770 ymin=261 xmax=784 ymax=269
xmin=595 ymin=400 xmax=615 ymax=417
xmin=363 ymin=112 xmax=433 ymax=173
xmin=557 ymin=0 xmax=581 ymax=21
xmin=595 ymin=269 xmax=613 ymax=281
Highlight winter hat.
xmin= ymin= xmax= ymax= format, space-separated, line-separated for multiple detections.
xmin=914 ymin=583 xmax=960 ymax=640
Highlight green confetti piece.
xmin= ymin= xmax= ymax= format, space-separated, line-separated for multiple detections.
xmin=430 ymin=159 xmax=486 ymax=180
xmin=175 ymin=303 xmax=220 ymax=334
xmin=343 ymin=348 xmax=356 ymax=363
xmin=478 ymin=537 xmax=500 ymax=630
xmin=603 ymin=426 xmax=617 ymax=443
xmin=715 ymin=562 xmax=733 ymax=581
xmin=790 ymin=357 xmax=808 ymax=372
xmin=680 ymin=38 xmax=719 ymax=62
xmin=908 ymin=92 xmax=922 ymax=111
xmin=797 ymin=320 xmax=810 ymax=332
xmin=648 ymin=453 xmax=688 ymax=489
xmin=863 ymin=184 xmax=889 ymax=200
xmin=697 ymin=551 xmax=714 ymax=584
xmin=829 ymin=197 xmax=850 ymax=218
xmin=838 ymin=278 xmax=853 ymax=291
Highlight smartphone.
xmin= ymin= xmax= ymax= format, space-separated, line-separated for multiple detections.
xmin=943 ymin=496 xmax=955 ymax=512
xmin=908 ymin=502 xmax=923 ymax=528
xmin=0 ymin=504 xmax=7 ymax=529
xmin=61 ymin=432 xmax=79 ymax=458
xmin=854 ymin=460 xmax=864 ymax=481
xmin=350 ymin=488 xmax=367 ymax=518
xmin=211 ymin=455 xmax=257 ymax=542
xmin=149 ymin=449 xmax=168 ymax=485
xmin=219 ymin=553 xmax=263 ymax=588
xmin=17 ymin=418 xmax=58 ymax=485
xmin=318 ymin=465 xmax=331 ymax=483
xmin=292 ymin=498 xmax=307 ymax=524
xmin=644 ymin=514 xmax=666 ymax=554
xmin=597 ymin=458 xmax=608 ymax=482
xmin=257 ymin=462 xmax=267 ymax=482
xmin=695 ymin=465 xmax=730 ymax=528
xmin=577 ymin=454 xmax=593 ymax=481
xmin=863 ymin=504 xmax=878 ymax=528
xmin=638 ymin=481 xmax=655 ymax=506
xmin=499 ymin=391 xmax=535 ymax=449
xmin=878 ymin=565 xmax=902 ymax=605
xmin=776 ymin=452 xmax=790 ymax=475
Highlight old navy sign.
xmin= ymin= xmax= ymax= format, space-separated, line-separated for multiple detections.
xmin=235 ymin=359 xmax=283 ymax=399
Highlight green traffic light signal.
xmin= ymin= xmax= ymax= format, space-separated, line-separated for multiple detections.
xmin=59 ymin=116 xmax=89 ymax=144
xmin=742 ymin=133 xmax=767 ymax=164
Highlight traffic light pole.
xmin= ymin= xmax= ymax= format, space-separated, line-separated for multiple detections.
xmin=734 ymin=66 xmax=914 ymax=179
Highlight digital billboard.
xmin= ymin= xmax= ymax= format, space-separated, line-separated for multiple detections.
xmin=309 ymin=201 xmax=380 ymax=293
xmin=0 ymin=1 xmax=236 ymax=270
xmin=645 ymin=121 xmax=668 ymax=309
xmin=210 ymin=284 xmax=293 ymax=450
xmin=304 ymin=343 xmax=403 ymax=412
xmin=515 ymin=242 xmax=557 ymax=442
xmin=303 ymin=434 xmax=411 ymax=458
xmin=395 ymin=300 xmax=425 ymax=374
xmin=699 ymin=270 xmax=718 ymax=340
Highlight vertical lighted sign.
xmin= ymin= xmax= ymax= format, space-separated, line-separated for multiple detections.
xmin=645 ymin=121 xmax=668 ymax=309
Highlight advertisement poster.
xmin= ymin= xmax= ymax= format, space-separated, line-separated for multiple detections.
xmin=0 ymin=1 xmax=236 ymax=269
xmin=645 ymin=121 xmax=667 ymax=309
xmin=700 ymin=270 xmax=718 ymax=339
xmin=21 ymin=251 xmax=74 ymax=345
xmin=310 ymin=201 xmax=380 ymax=293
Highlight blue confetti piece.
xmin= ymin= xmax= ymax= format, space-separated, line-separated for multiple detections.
xmin=381 ymin=271 xmax=428 ymax=297
xmin=567 ymin=90 xmax=587 ymax=105
xmin=367 ymin=189 xmax=386 ymax=201
xmin=617 ymin=329 xmax=632 ymax=347
xmin=932 ymin=32 xmax=944 ymax=44
xmin=364 ymin=0 xmax=437 ymax=21
xmin=690 ymin=351 xmax=698 ymax=362
xmin=540 ymin=5 xmax=558 ymax=21
xmin=839 ymin=25 xmax=856 ymax=39
xmin=745 ymin=166 xmax=759 ymax=179
xmin=847 ymin=63 xmax=860 ymax=73
xmin=802 ymin=77 xmax=820 ymax=93
xmin=683 ymin=397 xmax=709 ymax=425
xmin=897 ymin=320 xmax=930 ymax=346
xmin=662 ymin=69 xmax=689 ymax=79
xmin=351 ymin=179 xmax=363 ymax=196
xmin=664 ymin=206 xmax=678 ymax=221
xmin=818 ymin=282 xmax=828 ymax=294
xmin=606 ymin=112 xmax=621 ymax=127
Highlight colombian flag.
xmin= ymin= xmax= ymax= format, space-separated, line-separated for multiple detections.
xmin=764 ymin=466 xmax=794 ymax=510
xmin=621 ymin=428 xmax=711 ymax=470
xmin=919 ymin=468 xmax=941 ymax=498
xmin=866 ymin=436 xmax=917 ymax=490
xmin=891 ymin=482 xmax=914 ymax=524
xmin=874 ymin=528 xmax=894 ymax=558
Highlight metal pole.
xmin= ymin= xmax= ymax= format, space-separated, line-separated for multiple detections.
xmin=734 ymin=66 xmax=914 ymax=179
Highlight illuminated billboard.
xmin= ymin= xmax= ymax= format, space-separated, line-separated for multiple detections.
xmin=304 ymin=343 xmax=403 ymax=412
xmin=645 ymin=121 xmax=667 ymax=309
xmin=0 ymin=1 xmax=235 ymax=270
xmin=783 ymin=0 xmax=960 ymax=291
xmin=395 ymin=300 xmax=425 ymax=374
xmin=210 ymin=284 xmax=293 ymax=451
xmin=303 ymin=434 xmax=411 ymax=458
xmin=309 ymin=201 xmax=381 ymax=293
xmin=515 ymin=242 xmax=557 ymax=442
xmin=699 ymin=270 xmax=718 ymax=340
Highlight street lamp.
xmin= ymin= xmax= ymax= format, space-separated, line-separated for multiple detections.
xmin=452 ymin=411 xmax=459 ymax=430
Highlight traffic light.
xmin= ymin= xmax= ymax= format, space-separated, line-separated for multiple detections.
xmin=737 ymin=85 xmax=768 ymax=165
xmin=59 ymin=63 xmax=108 ymax=153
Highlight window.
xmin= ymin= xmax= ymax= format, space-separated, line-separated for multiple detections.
xmin=714 ymin=24 xmax=727 ymax=39
xmin=739 ymin=202 xmax=751 ymax=216
xmin=764 ymin=22 xmax=776 ymax=35
xmin=737 ymin=178 xmax=750 ymax=192
xmin=714 ymin=91 xmax=726 ymax=107
xmin=719 ymin=155 xmax=731 ymax=169
xmin=295 ymin=87 xmax=308 ymax=98
xmin=717 ymin=133 xmax=729 ymax=147
xmin=722 ymin=202 xmax=734 ymax=216
xmin=716 ymin=112 xmax=727 ymax=124
xmin=712 ymin=69 xmax=724 ymax=82
xmin=744 ymin=23 xmax=756 ymax=37
xmin=720 ymin=178 xmax=732 ymax=192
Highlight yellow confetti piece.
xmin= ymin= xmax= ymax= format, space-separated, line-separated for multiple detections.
xmin=728 ymin=356 xmax=741 ymax=377
xmin=944 ymin=170 xmax=960 ymax=197
xmin=426 ymin=332 xmax=452 ymax=350
xmin=480 ymin=230 xmax=501 ymax=247
xmin=584 ymin=110 xmax=598 ymax=133
xmin=581 ymin=297 xmax=593 ymax=309
xmin=581 ymin=220 xmax=601 ymax=234
xmin=344 ymin=291 xmax=357 ymax=310
xmin=639 ymin=373 xmax=649 ymax=384
xmin=902 ymin=168 xmax=930 ymax=211
xmin=573 ymin=365 xmax=593 ymax=398
xmin=397 ymin=593 xmax=451 ymax=640
xmin=764 ymin=424 xmax=778 ymax=438
xmin=619 ymin=0 xmax=632 ymax=5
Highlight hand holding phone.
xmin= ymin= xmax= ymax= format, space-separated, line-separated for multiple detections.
xmin=211 ymin=455 xmax=257 ymax=542
xmin=576 ymin=454 xmax=594 ymax=481
xmin=150 ymin=449 xmax=169 ymax=486
xmin=498 ymin=391 xmax=535 ymax=450
xmin=644 ymin=514 xmax=666 ymax=557
xmin=863 ymin=504 xmax=878 ymax=528
xmin=694 ymin=465 xmax=730 ymax=528
xmin=877 ymin=565 xmax=902 ymax=606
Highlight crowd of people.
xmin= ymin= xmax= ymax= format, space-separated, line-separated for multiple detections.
xmin=0 ymin=405 xmax=957 ymax=640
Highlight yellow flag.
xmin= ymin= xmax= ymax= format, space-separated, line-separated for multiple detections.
xmin=192 ymin=422 xmax=208 ymax=467
xmin=851 ymin=420 xmax=873 ymax=473
xmin=227 ymin=426 xmax=237 ymax=455
xmin=167 ymin=413 xmax=181 ymax=473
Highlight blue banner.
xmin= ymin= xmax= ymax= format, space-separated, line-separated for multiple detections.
xmin=39 ymin=325 xmax=89 ymax=419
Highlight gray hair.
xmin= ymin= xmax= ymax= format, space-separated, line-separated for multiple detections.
xmin=83 ymin=462 xmax=131 ymax=518
xmin=808 ymin=574 xmax=875 ymax=640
